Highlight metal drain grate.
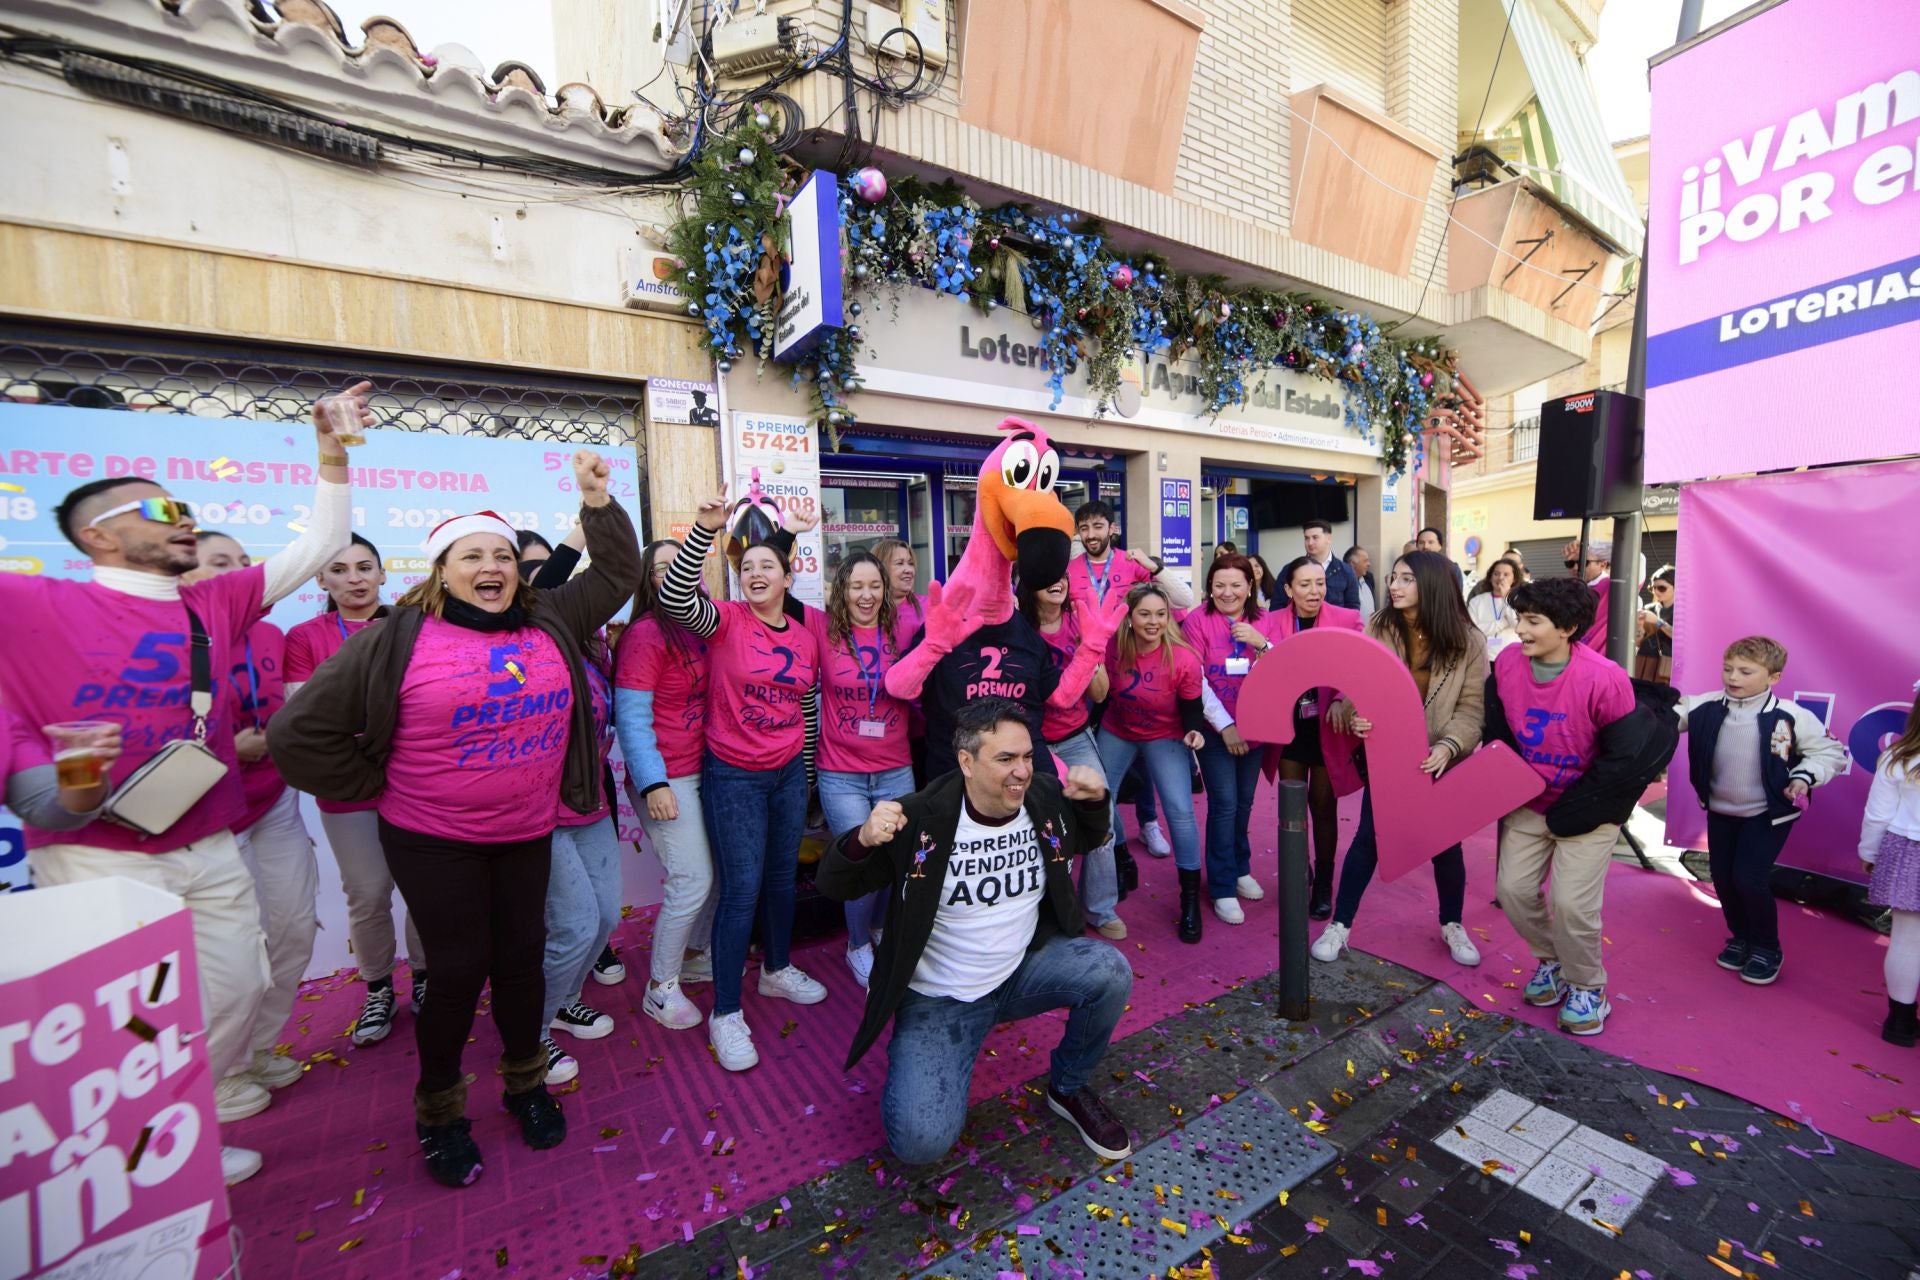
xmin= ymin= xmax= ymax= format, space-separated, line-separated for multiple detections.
xmin=911 ymin=1090 xmax=1335 ymax=1278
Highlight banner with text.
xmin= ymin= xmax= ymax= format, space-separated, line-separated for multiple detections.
xmin=1665 ymin=459 xmax=1920 ymax=881
xmin=729 ymin=411 xmax=824 ymax=606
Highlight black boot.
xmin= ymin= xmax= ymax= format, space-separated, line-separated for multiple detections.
xmin=414 ymin=1081 xmax=482 ymax=1188
xmin=1883 ymin=999 xmax=1919 ymax=1048
xmin=1177 ymin=869 xmax=1203 ymax=944
xmin=1308 ymin=856 xmax=1334 ymax=921
xmin=1115 ymin=844 xmax=1140 ymax=899
xmin=503 ymin=1087 xmax=567 ymax=1149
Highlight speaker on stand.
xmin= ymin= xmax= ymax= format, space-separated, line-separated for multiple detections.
xmin=1533 ymin=389 xmax=1644 ymax=522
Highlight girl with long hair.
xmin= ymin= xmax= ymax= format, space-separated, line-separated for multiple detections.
xmin=871 ymin=537 xmax=925 ymax=643
xmin=270 ymin=452 xmax=641 ymax=1189
xmin=1469 ymin=558 xmax=1522 ymax=658
xmin=1263 ymin=556 xmax=1366 ymax=921
xmin=614 ymin=540 xmax=717 ymax=1034
xmin=1019 ymin=574 xmax=1123 ymax=937
xmin=1180 ymin=554 xmax=1270 ymax=925
xmin=1861 ymin=690 xmax=1920 ymax=1047
xmin=659 ymin=492 xmax=826 ymax=1073
xmin=1096 ymin=582 xmax=1207 ymax=943
xmin=1312 ymin=550 xmax=1487 ymax=970
xmin=805 ymin=552 xmax=912 ymax=987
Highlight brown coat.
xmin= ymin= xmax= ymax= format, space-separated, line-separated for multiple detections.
xmin=1365 ymin=616 xmax=1488 ymax=761
xmin=267 ymin=500 xmax=642 ymax=817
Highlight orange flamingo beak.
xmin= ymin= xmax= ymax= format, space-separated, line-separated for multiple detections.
xmin=979 ymin=473 xmax=1074 ymax=584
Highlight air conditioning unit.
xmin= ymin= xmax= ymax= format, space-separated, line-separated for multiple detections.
xmin=712 ymin=13 xmax=797 ymax=75
xmin=865 ymin=0 xmax=949 ymax=68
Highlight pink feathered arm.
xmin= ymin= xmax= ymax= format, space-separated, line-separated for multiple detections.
xmin=1048 ymin=591 xmax=1128 ymax=709
xmin=884 ymin=578 xmax=979 ymax=700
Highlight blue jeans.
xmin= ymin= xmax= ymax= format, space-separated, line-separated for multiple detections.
xmin=1095 ymin=731 xmax=1200 ymax=871
xmin=1114 ymin=760 xmax=1158 ymax=841
xmin=1196 ymin=732 xmax=1262 ymax=899
xmin=881 ymin=935 xmax=1133 ymax=1164
xmin=542 ymin=816 xmax=624 ymax=1024
xmin=702 ymin=752 xmax=808 ymax=1016
xmin=818 ymin=765 xmax=916 ymax=947
xmin=1331 ymin=788 xmax=1465 ymax=928
xmin=1049 ymin=728 xmax=1119 ymax=924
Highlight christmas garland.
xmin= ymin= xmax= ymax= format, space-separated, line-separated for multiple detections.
xmin=666 ymin=116 xmax=1462 ymax=476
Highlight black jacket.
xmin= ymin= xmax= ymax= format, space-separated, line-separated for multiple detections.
xmin=1321 ymin=555 xmax=1362 ymax=612
xmin=815 ymin=768 xmax=1111 ymax=1070
xmin=1683 ymin=693 xmax=1840 ymax=827
xmin=1485 ymin=672 xmax=1680 ymax=837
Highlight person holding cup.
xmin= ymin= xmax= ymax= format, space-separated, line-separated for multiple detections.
xmin=8 ymin=383 xmax=371 ymax=1189
xmin=18 ymin=715 xmax=121 ymax=829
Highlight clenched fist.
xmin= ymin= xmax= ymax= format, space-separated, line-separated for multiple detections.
xmin=1062 ymin=765 xmax=1108 ymax=802
xmin=573 ymin=449 xmax=612 ymax=508
xmin=859 ymin=799 xmax=908 ymax=848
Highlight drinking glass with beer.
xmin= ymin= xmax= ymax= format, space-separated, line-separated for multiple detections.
xmin=319 ymin=383 xmax=374 ymax=448
xmin=46 ymin=721 xmax=121 ymax=791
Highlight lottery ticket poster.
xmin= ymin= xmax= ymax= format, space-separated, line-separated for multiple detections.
xmin=729 ymin=410 xmax=823 ymax=607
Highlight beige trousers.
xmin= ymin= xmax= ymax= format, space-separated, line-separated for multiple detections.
xmin=30 ymin=830 xmax=271 ymax=1081
xmin=234 ymin=788 xmax=320 ymax=1056
xmin=1495 ymin=806 xmax=1620 ymax=990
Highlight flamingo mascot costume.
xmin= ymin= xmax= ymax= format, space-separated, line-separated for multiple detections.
xmin=884 ymin=416 xmax=1128 ymax=776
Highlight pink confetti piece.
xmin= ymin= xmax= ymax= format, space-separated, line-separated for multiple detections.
xmin=634 ymin=1171 xmax=659 ymax=1183
xmin=347 ymin=1194 xmax=384 ymax=1225
xmin=1017 ymin=1225 xmax=1041 ymax=1236
xmin=1798 ymin=1236 xmax=1822 ymax=1248
xmin=1404 ymin=1213 xmax=1426 ymax=1230
xmin=593 ymin=1143 xmax=618 ymax=1154
xmin=701 ymin=1129 xmax=716 ymax=1146
xmin=1491 ymin=1238 xmax=1522 ymax=1259
xmin=312 ymin=1199 xmax=339 ymax=1211
xmin=681 ymin=1222 xmax=694 ymax=1242
xmin=1305 ymin=1220 xmax=1325 ymax=1234
xmin=658 ymin=1127 xmax=675 ymax=1145
xmin=1667 ymin=1168 xmax=1697 ymax=1187
xmin=1349 ymin=1263 xmax=1383 ymax=1278
xmin=1505 ymin=1266 xmax=1538 ymax=1280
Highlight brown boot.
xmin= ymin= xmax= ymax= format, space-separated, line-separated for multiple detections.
xmin=499 ymin=1047 xmax=549 ymax=1096
xmin=413 ymin=1080 xmax=482 ymax=1188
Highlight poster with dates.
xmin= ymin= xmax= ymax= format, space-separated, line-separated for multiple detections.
xmin=0 ymin=403 xmax=654 ymax=943
xmin=729 ymin=409 xmax=824 ymax=607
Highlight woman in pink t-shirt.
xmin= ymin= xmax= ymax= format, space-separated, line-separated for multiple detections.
xmin=805 ymin=552 xmax=914 ymax=990
xmin=269 ymin=452 xmax=641 ymax=1190
xmin=1180 ymin=554 xmax=1270 ymax=928
xmin=282 ymin=534 xmax=427 ymax=1049
xmin=658 ymin=490 xmax=825 ymax=1074
xmin=1096 ymin=582 xmax=1208 ymax=944
xmin=1263 ymin=556 xmax=1367 ymax=922
xmin=613 ymin=538 xmax=716 ymax=1034
xmin=872 ymin=537 xmax=928 ymax=775
xmin=1018 ymin=573 xmax=1123 ymax=937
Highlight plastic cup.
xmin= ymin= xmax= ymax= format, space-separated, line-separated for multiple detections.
xmin=46 ymin=721 xmax=113 ymax=789
xmin=321 ymin=396 xmax=367 ymax=447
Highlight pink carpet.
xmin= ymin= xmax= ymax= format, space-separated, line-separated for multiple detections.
xmin=226 ymin=833 xmax=1284 ymax=1279
xmin=1342 ymin=804 xmax=1920 ymax=1170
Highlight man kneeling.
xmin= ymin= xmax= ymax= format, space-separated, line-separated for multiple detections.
xmin=818 ymin=698 xmax=1135 ymax=1164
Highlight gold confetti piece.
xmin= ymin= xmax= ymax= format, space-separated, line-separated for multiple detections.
xmin=1160 ymin=1217 xmax=1188 ymax=1236
xmin=351 ymin=1188 xmax=365 ymax=1207
xmin=1226 ymin=1233 xmax=1251 ymax=1246
xmin=1376 ymin=1208 xmax=1389 ymax=1226
xmin=1519 ymin=1230 xmax=1531 ymax=1244
xmin=495 ymin=1246 xmax=509 ymax=1266
xmin=0 ymin=482 xmax=21 ymax=493
xmin=295 ymin=1230 xmax=316 ymax=1243
xmin=1345 ymin=1059 xmax=1355 ymax=1077
xmin=1280 ymin=1244 xmax=1298 ymax=1257
xmin=600 ymin=1126 xmax=623 ymax=1139
xmin=1690 ymin=1140 xmax=1708 ymax=1157
xmin=1799 ymin=1199 xmax=1814 ymax=1217
xmin=1707 ymin=1257 xmax=1742 ymax=1277
xmin=365 ymin=1140 xmax=387 ymax=1152
xmin=339 ymin=1238 xmax=364 ymax=1253
xmin=580 ymin=1258 xmax=608 ymax=1267
xmin=1717 ymin=1241 xmax=1733 ymax=1259
xmin=1277 ymin=1190 xmax=1289 ymax=1206
xmin=1593 ymin=1218 xmax=1623 ymax=1236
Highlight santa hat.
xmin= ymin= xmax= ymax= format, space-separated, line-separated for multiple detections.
xmin=422 ymin=510 xmax=519 ymax=564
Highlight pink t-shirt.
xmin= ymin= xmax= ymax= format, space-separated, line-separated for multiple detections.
xmin=1103 ymin=641 xmax=1203 ymax=742
xmin=283 ymin=611 xmax=386 ymax=814
xmin=4 ymin=705 xmax=51 ymax=776
xmin=379 ymin=617 xmax=573 ymax=841
xmin=892 ymin=593 xmax=927 ymax=650
xmin=804 ymin=607 xmax=910 ymax=774
xmin=230 ymin=620 xmax=289 ymax=831
xmin=1179 ymin=607 xmax=1271 ymax=724
xmin=613 ymin=617 xmax=709 ymax=780
xmin=1493 ymin=643 xmax=1636 ymax=811
xmin=1066 ymin=552 xmax=1153 ymax=610
xmin=0 ymin=567 xmax=266 ymax=852
xmin=702 ymin=602 xmax=819 ymax=770
xmin=558 ymin=656 xmax=614 ymax=827
xmin=1035 ymin=612 xmax=1089 ymax=741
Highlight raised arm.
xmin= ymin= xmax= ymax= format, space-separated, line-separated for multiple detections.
xmin=1047 ymin=591 xmax=1128 ymax=710
xmin=659 ymin=491 xmax=729 ymax=640
xmin=261 ymin=383 xmax=365 ymax=606
xmin=884 ymin=577 xmax=978 ymax=700
xmin=536 ymin=452 xmax=642 ymax=639
xmin=529 ymin=520 xmax=586 ymax=589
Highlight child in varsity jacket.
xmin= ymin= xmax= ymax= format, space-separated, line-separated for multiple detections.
xmin=1676 ymin=635 xmax=1846 ymax=986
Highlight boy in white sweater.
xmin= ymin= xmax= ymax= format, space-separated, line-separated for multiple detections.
xmin=1675 ymin=636 xmax=1846 ymax=986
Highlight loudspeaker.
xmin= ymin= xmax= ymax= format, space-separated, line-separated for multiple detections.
xmin=1533 ymin=389 xmax=1643 ymax=520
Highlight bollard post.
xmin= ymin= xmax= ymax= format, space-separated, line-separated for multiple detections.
xmin=1277 ymin=778 xmax=1310 ymax=1022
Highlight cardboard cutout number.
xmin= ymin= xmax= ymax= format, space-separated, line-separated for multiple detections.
xmin=1236 ymin=628 xmax=1545 ymax=881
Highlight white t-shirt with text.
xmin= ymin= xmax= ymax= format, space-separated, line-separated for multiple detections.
xmin=910 ymin=801 xmax=1044 ymax=1002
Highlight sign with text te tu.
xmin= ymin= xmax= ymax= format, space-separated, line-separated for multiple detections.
xmin=773 ymin=171 xmax=845 ymax=361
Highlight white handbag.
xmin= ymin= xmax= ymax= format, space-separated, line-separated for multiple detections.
xmin=103 ymin=605 xmax=231 ymax=838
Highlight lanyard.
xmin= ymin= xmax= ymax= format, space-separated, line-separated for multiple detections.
xmin=1225 ymin=613 xmax=1244 ymax=660
xmin=335 ymin=611 xmax=352 ymax=642
xmin=1086 ymin=555 xmax=1112 ymax=603
xmin=243 ymin=637 xmax=264 ymax=729
xmin=857 ymin=628 xmax=889 ymax=714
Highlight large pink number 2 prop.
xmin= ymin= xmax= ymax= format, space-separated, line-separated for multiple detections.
xmin=1236 ymin=628 xmax=1544 ymax=881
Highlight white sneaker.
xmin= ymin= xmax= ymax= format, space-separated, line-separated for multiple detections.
xmin=679 ymin=950 xmax=714 ymax=984
xmin=542 ymin=1035 xmax=579 ymax=1085
xmin=215 ymin=1073 xmax=272 ymax=1123
xmin=846 ymin=943 xmax=875 ymax=989
xmin=1236 ymin=875 xmax=1265 ymax=900
xmin=1310 ymin=922 xmax=1350 ymax=963
xmin=1441 ymin=922 xmax=1482 ymax=967
xmin=643 ymin=978 xmax=703 ymax=1030
xmin=758 ymin=964 xmax=828 ymax=1005
xmin=1212 ymin=897 xmax=1245 ymax=925
xmin=549 ymin=999 xmax=615 ymax=1040
xmin=708 ymin=1010 xmax=759 ymax=1071
xmin=1142 ymin=820 xmax=1172 ymax=858
xmin=248 ymin=1049 xmax=304 ymax=1090
xmin=221 ymin=1145 xmax=263 ymax=1187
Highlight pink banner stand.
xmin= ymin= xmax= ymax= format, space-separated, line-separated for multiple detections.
xmin=0 ymin=879 xmax=232 ymax=1280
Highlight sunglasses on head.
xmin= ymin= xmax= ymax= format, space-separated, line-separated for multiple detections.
xmin=87 ymin=497 xmax=194 ymax=529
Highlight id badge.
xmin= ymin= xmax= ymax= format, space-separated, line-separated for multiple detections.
xmin=857 ymin=719 xmax=887 ymax=739
xmin=1298 ymin=693 xmax=1320 ymax=718
xmin=1224 ymin=657 xmax=1250 ymax=676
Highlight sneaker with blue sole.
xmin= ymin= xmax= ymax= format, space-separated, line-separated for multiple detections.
xmin=1558 ymin=986 xmax=1610 ymax=1036
xmin=1523 ymin=961 xmax=1568 ymax=1007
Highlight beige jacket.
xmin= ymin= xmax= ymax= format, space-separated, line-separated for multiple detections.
xmin=1366 ymin=618 xmax=1489 ymax=761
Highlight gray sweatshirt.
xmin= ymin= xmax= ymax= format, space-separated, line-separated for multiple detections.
xmin=1707 ymin=691 xmax=1771 ymax=817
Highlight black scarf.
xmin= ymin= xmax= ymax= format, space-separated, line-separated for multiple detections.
xmin=442 ymin=596 xmax=529 ymax=632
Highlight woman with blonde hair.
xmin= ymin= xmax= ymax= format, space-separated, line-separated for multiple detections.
xmin=1096 ymin=582 xmax=1208 ymax=942
xmin=270 ymin=450 xmax=640 ymax=1189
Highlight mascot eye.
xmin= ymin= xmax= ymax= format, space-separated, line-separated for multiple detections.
xmin=1034 ymin=448 xmax=1060 ymax=492
xmin=1000 ymin=440 xmax=1040 ymax=489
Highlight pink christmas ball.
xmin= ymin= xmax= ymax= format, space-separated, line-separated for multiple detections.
xmin=1110 ymin=264 xmax=1136 ymax=290
xmin=849 ymin=167 xmax=888 ymax=203
xmin=1419 ymin=371 xmax=1435 ymax=387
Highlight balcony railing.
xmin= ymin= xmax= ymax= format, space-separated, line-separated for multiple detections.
xmin=1511 ymin=416 xmax=1541 ymax=464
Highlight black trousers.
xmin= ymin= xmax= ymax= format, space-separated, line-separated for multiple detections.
xmin=1706 ymin=811 xmax=1793 ymax=951
xmin=380 ymin=818 xmax=553 ymax=1093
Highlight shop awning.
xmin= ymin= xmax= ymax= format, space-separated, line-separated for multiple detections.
xmin=1506 ymin=0 xmax=1645 ymax=255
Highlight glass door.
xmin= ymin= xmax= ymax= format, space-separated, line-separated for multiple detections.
xmin=820 ymin=474 xmax=907 ymax=578
xmin=943 ymin=479 xmax=977 ymax=578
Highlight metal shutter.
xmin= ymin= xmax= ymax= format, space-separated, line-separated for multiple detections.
xmin=1290 ymin=0 xmax=1390 ymax=113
